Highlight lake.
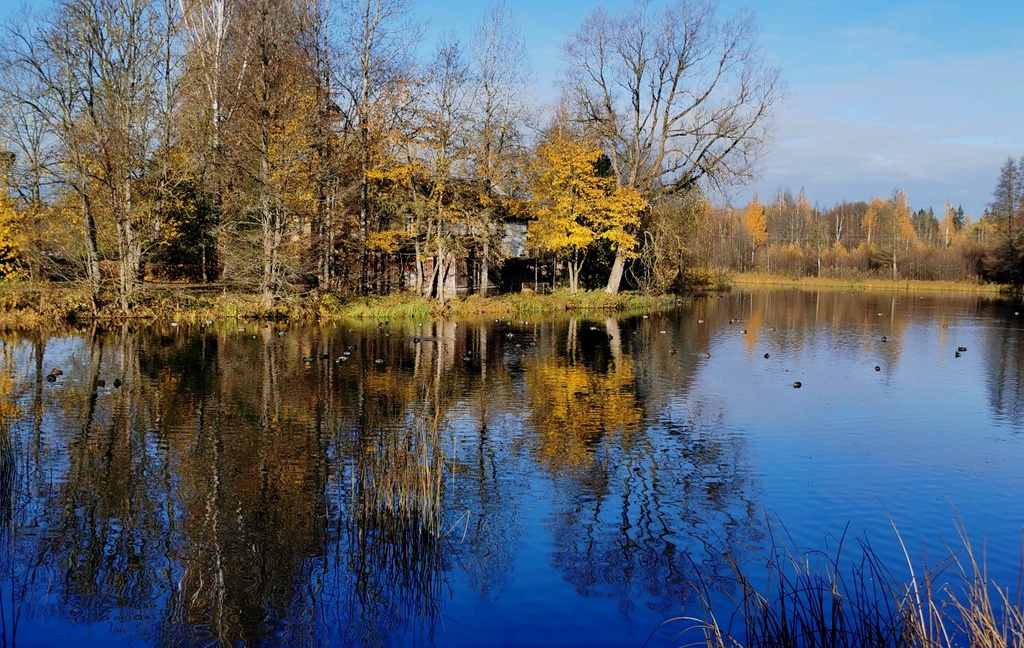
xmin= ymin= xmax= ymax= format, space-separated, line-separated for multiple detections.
xmin=1 ymin=288 xmax=1023 ymax=646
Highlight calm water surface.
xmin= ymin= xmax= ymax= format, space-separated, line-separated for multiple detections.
xmin=1 ymin=289 xmax=1023 ymax=646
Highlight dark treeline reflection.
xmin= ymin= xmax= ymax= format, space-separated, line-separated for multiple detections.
xmin=2 ymin=290 xmax=1023 ymax=645
xmin=0 ymin=313 xmax=758 ymax=645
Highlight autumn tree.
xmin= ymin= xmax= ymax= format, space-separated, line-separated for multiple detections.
xmin=865 ymin=189 xmax=917 ymax=279
xmin=561 ymin=0 xmax=781 ymax=294
xmin=940 ymin=201 xmax=957 ymax=248
xmin=0 ymin=51 xmax=54 ymax=282
xmin=5 ymin=4 xmax=103 ymax=309
xmin=4 ymin=0 xmax=175 ymax=312
xmin=528 ymin=120 xmax=646 ymax=294
xmin=0 ymin=157 xmax=19 ymax=279
xmin=338 ymin=0 xmax=422 ymax=294
xmin=225 ymin=0 xmax=320 ymax=309
xmin=741 ymin=194 xmax=766 ymax=268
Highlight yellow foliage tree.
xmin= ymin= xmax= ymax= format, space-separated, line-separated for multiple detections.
xmin=863 ymin=190 xmax=918 ymax=278
xmin=742 ymin=194 xmax=766 ymax=268
xmin=0 ymin=182 xmax=21 ymax=280
xmin=528 ymin=125 xmax=646 ymax=293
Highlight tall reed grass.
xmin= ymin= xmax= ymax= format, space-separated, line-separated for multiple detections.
xmin=663 ymin=520 xmax=1024 ymax=647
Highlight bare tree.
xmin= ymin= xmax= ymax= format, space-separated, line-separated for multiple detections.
xmin=561 ymin=0 xmax=782 ymax=294
xmin=469 ymin=1 xmax=532 ymax=295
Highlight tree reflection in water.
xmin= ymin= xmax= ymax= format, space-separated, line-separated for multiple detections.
xmin=525 ymin=316 xmax=759 ymax=618
xmin=0 ymin=312 xmax=769 ymax=646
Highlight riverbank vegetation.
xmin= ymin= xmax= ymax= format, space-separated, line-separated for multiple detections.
xmin=670 ymin=521 xmax=1024 ymax=647
xmin=0 ymin=281 xmax=682 ymax=330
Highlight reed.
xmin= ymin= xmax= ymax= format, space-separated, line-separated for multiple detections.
xmin=664 ymin=519 xmax=1024 ymax=648
xmin=0 ymin=417 xmax=12 ymax=535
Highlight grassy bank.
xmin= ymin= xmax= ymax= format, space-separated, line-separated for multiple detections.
xmin=0 ymin=281 xmax=681 ymax=330
xmin=729 ymin=272 xmax=1008 ymax=295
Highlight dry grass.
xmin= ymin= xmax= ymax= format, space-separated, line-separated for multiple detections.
xmin=662 ymin=518 xmax=1024 ymax=648
xmin=729 ymin=272 xmax=1007 ymax=295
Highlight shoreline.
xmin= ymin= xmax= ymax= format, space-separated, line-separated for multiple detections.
xmin=0 ymin=274 xmax=1013 ymax=331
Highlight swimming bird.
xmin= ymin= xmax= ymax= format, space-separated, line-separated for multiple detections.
xmin=792 ymin=381 xmax=802 ymax=388
xmin=875 ymin=366 xmax=881 ymax=371
xmin=957 ymin=346 xmax=967 ymax=352
xmin=764 ymin=353 xmax=770 ymax=359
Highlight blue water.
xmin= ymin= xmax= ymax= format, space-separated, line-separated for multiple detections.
xmin=1 ymin=289 xmax=1023 ymax=646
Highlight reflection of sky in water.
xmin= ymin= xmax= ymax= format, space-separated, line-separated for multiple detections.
xmin=679 ymin=292 xmax=1024 ymax=587
xmin=1 ymin=290 xmax=1023 ymax=646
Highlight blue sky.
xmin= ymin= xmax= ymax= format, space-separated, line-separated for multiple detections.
xmin=411 ymin=0 xmax=1024 ymax=217
xmin=2 ymin=0 xmax=1020 ymax=217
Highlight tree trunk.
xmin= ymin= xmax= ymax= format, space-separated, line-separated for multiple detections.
xmin=82 ymin=194 xmax=102 ymax=316
xmin=479 ymin=237 xmax=489 ymax=296
xmin=605 ymin=249 xmax=625 ymax=295
xmin=435 ymin=236 xmax=446 ymax=307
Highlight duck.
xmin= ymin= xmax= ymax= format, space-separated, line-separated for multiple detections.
xmin=763 ymin=353 xmax=770 ymax=359
xmin=874 ymin=366 xmax=881 ymax=371
xmin=955 ymin=351 xmax=961 ymax=358
xmin=957 ymin=346 xmax=967 ymax=352
xmin=792 ymin=381 xmax=802 ymax=388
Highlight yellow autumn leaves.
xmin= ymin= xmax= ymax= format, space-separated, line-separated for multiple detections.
xmin=0 ymin=179 xmax=20 ymax=281
xmin=527 ymin=124 xmax=647 ymax=293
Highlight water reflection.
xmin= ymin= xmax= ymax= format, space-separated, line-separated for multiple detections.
xmin=1 ymin=289 xmax=1023 ymax=645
